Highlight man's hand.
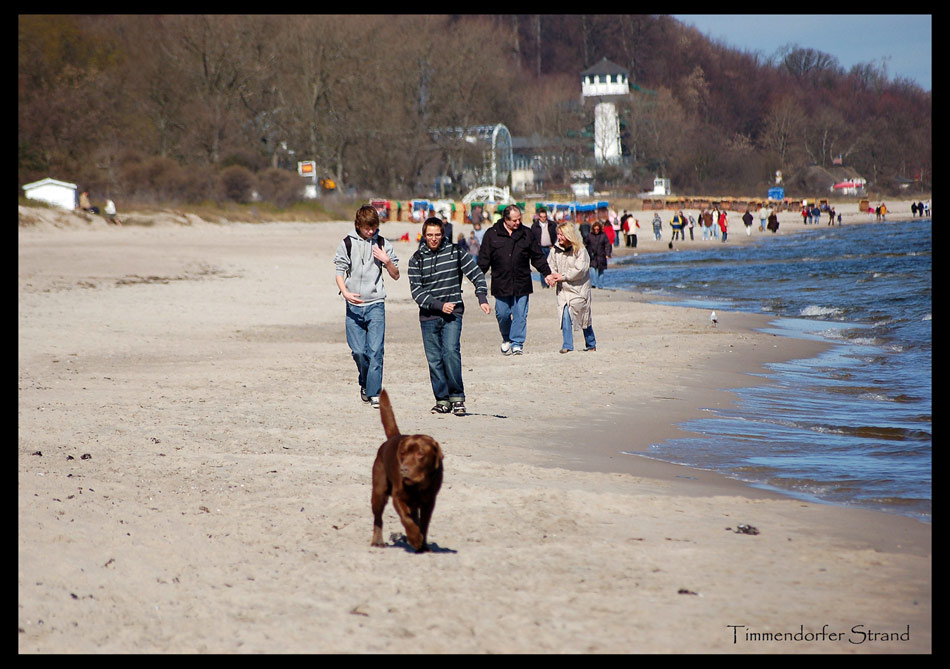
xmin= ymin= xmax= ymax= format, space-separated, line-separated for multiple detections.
xmin=373 ymin=245 xmax=399 ymax=279
xmin=441 ymin=302 xmax=456 ymax=315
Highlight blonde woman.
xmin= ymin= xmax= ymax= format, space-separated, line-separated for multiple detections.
xmin=547 ymin=222 xmax=597 ymax=353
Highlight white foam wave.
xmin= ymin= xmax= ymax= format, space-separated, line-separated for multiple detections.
xmin=800 ymin=305 xmax=842 ymax=317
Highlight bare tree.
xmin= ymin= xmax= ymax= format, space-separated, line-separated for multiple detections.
xmin=759 ymin=95 xmax=804 ymax=169
xmin=779 ymin=45 xmax=841 ymax=83
xmin=803 ymin=106 xmax=854 ymax=167
xmin=166 ymin=15 xmax=261 ymax=164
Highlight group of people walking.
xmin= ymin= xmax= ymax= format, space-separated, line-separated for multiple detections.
xmin=910 ymin=201 xmax=930 ymax=218
xmin=802 ymin=202 xmax=840 ymax=225
xmin=334 ymin=205 xmax=597 ymax=415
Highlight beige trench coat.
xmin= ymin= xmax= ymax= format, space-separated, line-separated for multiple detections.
xmin=550 ymin=243 xmax=593 ymax=329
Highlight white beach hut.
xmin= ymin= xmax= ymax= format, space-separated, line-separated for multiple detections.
xmin=22 ymin=177 xmax=78 ymax=210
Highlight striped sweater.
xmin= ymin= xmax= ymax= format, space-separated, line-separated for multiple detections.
xmin=408 ymin=237 xmax=488 ymax=320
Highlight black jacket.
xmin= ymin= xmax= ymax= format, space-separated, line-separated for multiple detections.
xmin=477 ymin=220 xmax=551 ymax=297
xmin=585 ymin=230 xmax=610 ymax=271
xmin=530 ymin=218 xmax=558 ymax=248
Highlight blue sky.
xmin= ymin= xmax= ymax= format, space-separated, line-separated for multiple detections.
xmin=672 ymin=14 xmax=932 ymax=91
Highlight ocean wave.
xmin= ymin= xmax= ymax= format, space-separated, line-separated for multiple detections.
xmin=811 ymin=423 xmax=931 ymax=441
xmin=847 ymin=336 xmax=883 ymax=346
xmin=799 ymin=305 xmax=842 ymax=317
xmin=858 ymin=392 xmax=924 ymax=404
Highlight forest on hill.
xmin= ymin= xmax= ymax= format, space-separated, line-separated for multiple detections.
xmin=18 ymin=14 xmax=931 ymax=206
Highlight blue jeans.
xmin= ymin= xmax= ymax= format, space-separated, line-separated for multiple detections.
xmin=561 ymin=305 xmax=596 ymax=351
xmin=420 ymin=315 xmax=464 ymax=401
xmin=345 ymin=301 xmax=385 ymax=398
xmin=494 ymin=294 xmax=530 ymax=348
xmin=590 ymin=267 xmax=604 ymax=288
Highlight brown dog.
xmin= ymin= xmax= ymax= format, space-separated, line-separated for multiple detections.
xmin=371 ymin=389 xmax=444 ymax=552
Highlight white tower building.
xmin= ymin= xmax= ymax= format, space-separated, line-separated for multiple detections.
xmin=581 ymin=58 xmax=630 ymax=166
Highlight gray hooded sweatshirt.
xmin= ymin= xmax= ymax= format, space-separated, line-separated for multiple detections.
xmin=333 ymin=230 xmax=399 ymax=305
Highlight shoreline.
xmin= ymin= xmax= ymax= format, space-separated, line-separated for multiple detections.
xmin=18 ymin=206 xmax=931 ymax=653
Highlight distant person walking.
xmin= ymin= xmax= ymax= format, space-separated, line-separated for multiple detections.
xmin=622 ymin=213 xmax=638 ymax=247
xmin=670 ymin=211 xmax=686 ymax=241
xmin=610 ymin=215 xmax=622 ymax=248
xmin=742 ymin=208 xmax=753 ymax=236
xmin=718 ymin=210 xmax=728 ymax=242
xmin=530 ymin=208 xmax=557 ymax=289
xmin=585 ymin=221 xmax=610 ymax=289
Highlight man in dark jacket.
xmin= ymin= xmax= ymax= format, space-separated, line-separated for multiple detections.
xmin=530 ymin=208 xmax=557 ymax=289
xmin=477 ymin=205 xmax=553 ymax=356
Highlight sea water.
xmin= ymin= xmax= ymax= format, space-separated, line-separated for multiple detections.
xmin=605 ymin=218 xmax=932 ymax=521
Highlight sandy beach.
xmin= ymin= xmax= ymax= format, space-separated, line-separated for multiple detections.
xmin=18 ymin=201 xmax=930 ymax=653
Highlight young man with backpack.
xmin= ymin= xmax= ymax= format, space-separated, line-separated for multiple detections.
xmin=408 ymin=217 xmax=491 ymax=415
xmin=334 ymin=205 xmax=400 ymax=409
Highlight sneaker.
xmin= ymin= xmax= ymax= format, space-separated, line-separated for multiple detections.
xmin=360 ymin=387 xmax=369 ymax=403
xmin=500 ymin=341 xmax=512 ymax=356
xmin=512 ymin=346 xmax=523 ymax=355
xmin=559 ymin=348 xmax=571 ymax=354
xmin=584 ymin=346 xmax=597 ymax=352
xmin=370 ymin=396 xmax=380 ymax=409
xmin=451 ymin=401 xmax=466 ymax=415
xmin=431 ymin=403 xmax=451 ymax=414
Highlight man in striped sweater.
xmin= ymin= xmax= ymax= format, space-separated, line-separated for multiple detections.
xmin=408 ymin=218 xmax=491 ymax=415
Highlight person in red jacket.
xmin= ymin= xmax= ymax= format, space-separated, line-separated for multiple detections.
xmin=718 ymin=210 xmax=728 ymax=242
xmin=603 ymin=218 xmax=615 ymax=247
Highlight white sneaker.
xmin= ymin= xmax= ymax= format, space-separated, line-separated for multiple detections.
xmin=500 ymin=341 xmax=512 ymax=356
xmin=512 ymin=346 xmax=523 ymax=355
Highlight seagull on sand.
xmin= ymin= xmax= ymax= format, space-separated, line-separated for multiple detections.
xmin=710 ymin=311 xmax=718 ymax=327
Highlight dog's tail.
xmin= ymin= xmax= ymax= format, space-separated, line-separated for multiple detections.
xmin=379 ymin=389 xmax=400 ymax=439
